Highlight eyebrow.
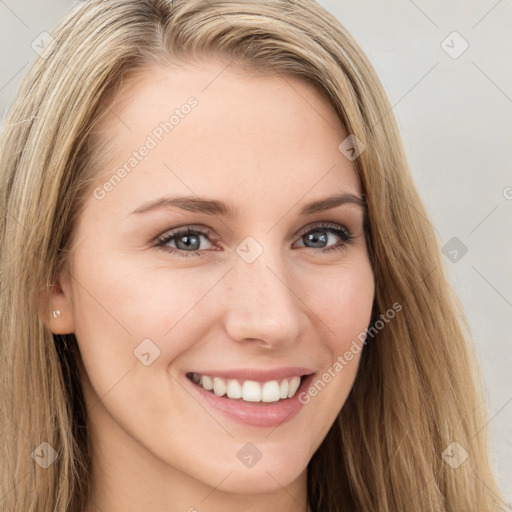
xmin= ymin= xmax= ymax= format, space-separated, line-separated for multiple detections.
xmin=131 ymin=193 xmax=366 ymax=217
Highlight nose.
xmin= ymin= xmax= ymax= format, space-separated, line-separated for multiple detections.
xmin=221 ymin=244 xmax=308 ymax=350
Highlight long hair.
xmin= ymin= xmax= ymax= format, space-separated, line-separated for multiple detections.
xmin=0 ymin=1 xmax=507 ymax=510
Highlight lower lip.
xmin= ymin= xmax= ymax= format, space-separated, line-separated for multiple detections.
xmin=185 ymin=374 xmax=315 ymax=428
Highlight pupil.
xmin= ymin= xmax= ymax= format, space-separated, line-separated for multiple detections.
xmin=177 ymin=234 xmax=199 ymax=250
xmin=306 ymin=231 xmax=327 ymax=248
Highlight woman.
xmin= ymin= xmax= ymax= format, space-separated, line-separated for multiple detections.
xmin=0 ymin=0 xmax=507 ymax=511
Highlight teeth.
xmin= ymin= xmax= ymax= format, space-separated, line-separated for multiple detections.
xmin=288 ymin=376 xmax=301 ymax=397
xmin=201 ymin=375 xmax=213 ymax=391
xmin=262 ymin=381 xmax=280 ymax=402
xmin=242 ymin=380 xmax=261 ymax=402
xmin=226 ymin=379 xmax=242 ymax=399
xmin=213 ymin=377 xmax=226 ymax=397
xmin=279 ymin=379 xmax=289 ymax=399
xmin=193 ymin=373 xmax=304 ymax=402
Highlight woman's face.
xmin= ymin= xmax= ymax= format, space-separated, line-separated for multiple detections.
xmin=54 ymin=59 xmax=374 ymax=496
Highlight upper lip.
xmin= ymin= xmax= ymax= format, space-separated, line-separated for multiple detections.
xmin=186 ymin=367 xmax=315 ymax=383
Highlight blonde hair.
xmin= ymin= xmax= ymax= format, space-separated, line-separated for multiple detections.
xmin=0 ymin=0 xmax=507 ymax=510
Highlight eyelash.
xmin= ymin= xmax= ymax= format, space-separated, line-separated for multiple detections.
xmin=154 ymin=222 xmax=354 ymax=258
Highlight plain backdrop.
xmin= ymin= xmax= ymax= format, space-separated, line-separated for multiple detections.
xmin=1 ymin=0 xmax=511 ymax=504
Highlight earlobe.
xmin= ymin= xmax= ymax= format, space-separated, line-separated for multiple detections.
xmin=42 ymin=269 xmax=75 ymax=335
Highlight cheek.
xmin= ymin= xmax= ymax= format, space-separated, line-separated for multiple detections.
xmin=302 ymin=257 xmax=375 ymax=344
xmin=68 ymin=246 xmax=223 ymax=396
xmin=296 ymin=259 xmax=374 ymax=407
xmin=69 ymin=248 xmax=226 ymax=454
xmin=71 ymin=244 xmax=218 ymax=335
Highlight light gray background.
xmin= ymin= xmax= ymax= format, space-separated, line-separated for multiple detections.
xmin=1 ymin=0 xmax=510 ymax=504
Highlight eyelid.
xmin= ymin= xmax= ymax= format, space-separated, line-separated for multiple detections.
xmin=155 ymin=221 xmax=351 ymax=244
xmin=295 ymin=221 xmax=351 ymax=239
xmin=154 ymin=224 xmax=214 ymax=245
xmin=154 ymin=220 xmax=354 ymax=257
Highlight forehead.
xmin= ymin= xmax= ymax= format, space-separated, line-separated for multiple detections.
xmin=88 ymin=59 xmax=361 ymax=212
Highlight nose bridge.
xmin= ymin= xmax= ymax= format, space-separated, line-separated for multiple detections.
xmin=222 ymin=242 xmax=305 ymax=346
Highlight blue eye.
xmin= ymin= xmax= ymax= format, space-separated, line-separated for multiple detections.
xmin=155 ymin=222 xmax=354 ymax=258
xmin=155 ymin=227 xmax=213 ymax=257
xmin=295 ymin=223 xmax=353 ymax=253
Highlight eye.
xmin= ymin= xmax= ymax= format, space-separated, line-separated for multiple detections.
xmin=154 ymin=222 xmax=354 ymax=258
xmin=155 ymin=226 xmax=215 ymax=258
xmin=293 ymin=222 xmax=354 ymax=254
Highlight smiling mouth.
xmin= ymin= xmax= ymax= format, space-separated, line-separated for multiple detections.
xmin=186 ymin=372 xmax=307 ymax=403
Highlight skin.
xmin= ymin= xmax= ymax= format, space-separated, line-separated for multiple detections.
xmin=49 ymin=59 xmax=375 ymax=512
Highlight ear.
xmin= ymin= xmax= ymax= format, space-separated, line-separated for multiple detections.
xmin=41 ymin=266 xmax=75 ymax=335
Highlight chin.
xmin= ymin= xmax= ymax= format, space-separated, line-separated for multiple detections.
xmin=195 ymin=448 xmax=310 ymax=494
xmin=209 ymin=465 xmax=307 ymax=494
